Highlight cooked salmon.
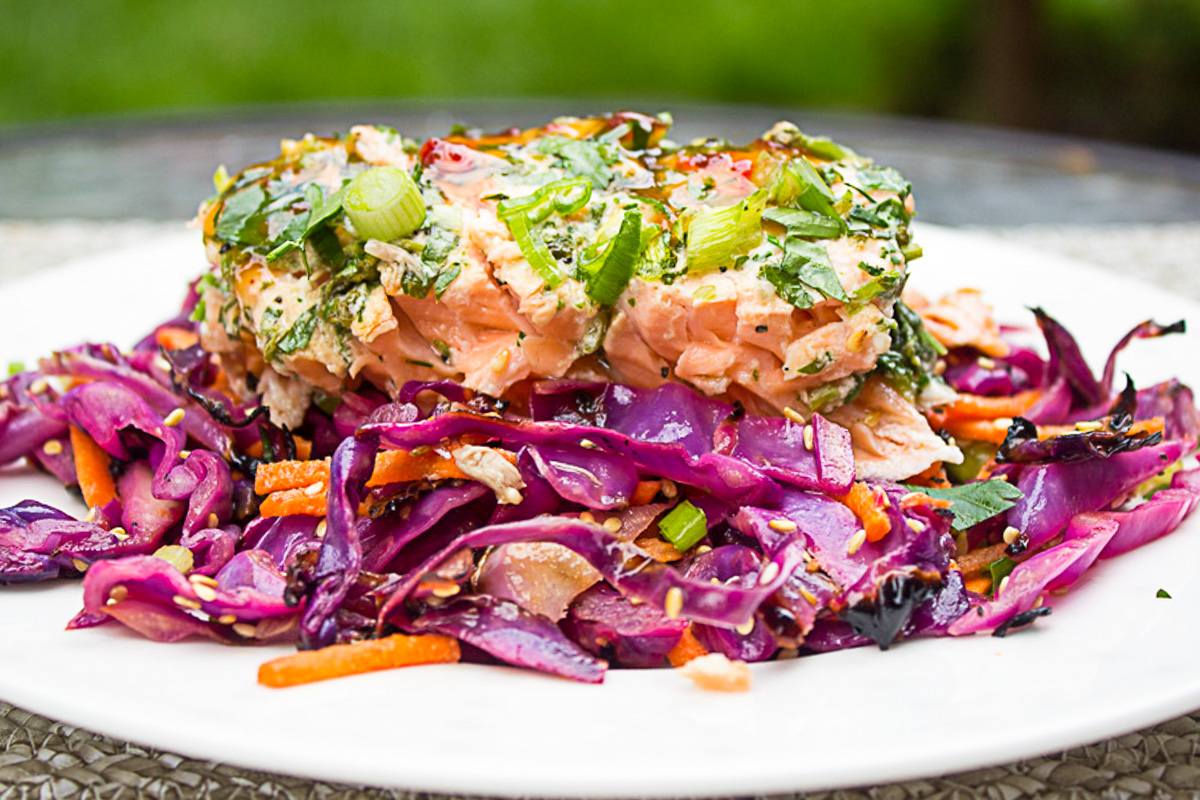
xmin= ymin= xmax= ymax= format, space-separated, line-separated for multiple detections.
xmin=197 ymin=113 xmax=958 ymax=479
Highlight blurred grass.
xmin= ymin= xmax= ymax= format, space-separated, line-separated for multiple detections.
xmin=1 ymin=0 xmax=1198 ymax=151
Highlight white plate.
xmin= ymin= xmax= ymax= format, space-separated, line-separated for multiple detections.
xmin=1 ymin=225 xmax=1198 ymax=797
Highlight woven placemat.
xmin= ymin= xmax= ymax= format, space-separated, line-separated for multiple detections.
xmin=2 ymin=222 xmax=1200 ymax=800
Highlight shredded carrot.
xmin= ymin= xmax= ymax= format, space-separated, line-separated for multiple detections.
xmin=635 ymin=536 xmax=684 ymax=563
xmin=154 ymin=327 xmax=200 ymax=352
xmin=367 ymin=448 xmax=471 ymax=487
xmin=254 ymin=459 xmax=331 ymax=495
xmin=906 ymin=462 xmax=951 ymax=489
xmin=258 ymin=633 xmax=461 ymax=688
xmin=630 ymin=480 xmax=662 ymax=506
xmin=68 ymin=426 xmax=117 ymax=509
xmin=900 ymin=491 xmax=953 ymax=511
xmin=963 ymin=575 xmax=993 ymax=596
xmin=942 ymin=417 xmax=1013 ymax=445
xmin=246 ymin=436 xmax=313 ymax=462
xmin=945 ymin=390 xmax=1041 ymax=421
xmin=666 ymin=625 xmax=709 ymax=667
xmin=259 ymin=488 xmax=327 ymax=518
xmin=836 ymin=481 xmax=892 ymax=543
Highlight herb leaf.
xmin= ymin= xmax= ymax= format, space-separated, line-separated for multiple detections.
xmin=215 ymin=184 xmax=267 ymax=246
xmin=855 ymin=166 xmax=910 ymax=194
xmin=988 ymin=556 xmax=1016 ymax=597
xmin=1157 ymin=588 xmax=1172 ymax=599
xmin=903 ymin=479 xmax=1024 ymax=532
xmin=782 ymin=238 xmax=848 ymax=302
xmin=763 ymin=206 xmax=843 ymax=239
xmin=535 ymin=136 xmax=616 ymax=190
xmin=434 ymin=262 xmax=461 ymax=299
xmin=267 ymin=183 xmax=347 ymax=262
xmin=266 ymin=306 xmax=320 ymax=361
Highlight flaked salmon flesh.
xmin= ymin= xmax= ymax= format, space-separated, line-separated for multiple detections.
xmin=198 ymin=113 xmax=962 ymax=480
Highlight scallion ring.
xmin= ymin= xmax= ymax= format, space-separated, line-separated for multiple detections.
xmin=343 ymin=166 xmax=426 ymax=241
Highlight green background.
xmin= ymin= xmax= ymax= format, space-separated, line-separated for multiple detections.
xmin=2 ymin=0 xmax=1199 ymax=152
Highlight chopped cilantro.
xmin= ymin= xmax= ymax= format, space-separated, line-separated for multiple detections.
xmin=902 ymin=479 xmax=1023 ymax=532
xmin=266 ymin=306 xmax=319 ymax=360
xmin=988 ymin=556 xmax=1016 ymax=597
xmin=1157 ymin=589 xmax=1172 ymax=599
xmin=215 ymin=184 xmax=267 ymax=246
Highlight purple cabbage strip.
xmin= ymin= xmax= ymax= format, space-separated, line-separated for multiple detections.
xmin=1136 ymin=380 xmax=1200 ymax=440
xmin=361 ymin=482 xmax=490 ymax=573
xmin=1008 ymin=440 xmax=1189 ymax=549
xmin=71 ymin=551 xmax=297 ymax=642
xmin=685 ymin=546 xmax=778 ymax=662
xmin=1032 ymin=308 xmax=1105 ymax=408
xmin=376 ymin=516 xmax=800 ymax=632
xmin=242 ymin=515 xmax=322 ymax=570
xmin=0 ymin=374 xmax=69 ymax=467
xmin=726 ymin=413 xmax=854 ymax=494
xmin=0 ymin=501 xmax=87 ymax=582
xmin=413 ymin=594 xmax=607 ymax=683
xmin=527 ymin=443 xmax=638 ymax=510
xmin=361 ymin=411 xmax=779 ymax=506
xmin=299 ymin=434 xmax=379 ymax=650
xmin=562 ymin=584 xmax=687 ymax=668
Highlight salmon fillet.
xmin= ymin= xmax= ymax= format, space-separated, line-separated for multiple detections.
xmin=196 ymin=113 xmax=959 ymax=479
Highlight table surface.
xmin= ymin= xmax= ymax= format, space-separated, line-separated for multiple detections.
xmin=2 ymin=103 xmax=1200 ymax=799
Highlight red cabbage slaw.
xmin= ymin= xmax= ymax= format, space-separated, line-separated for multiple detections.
xmin=0 ymin=293 xmax=1196 ymax=683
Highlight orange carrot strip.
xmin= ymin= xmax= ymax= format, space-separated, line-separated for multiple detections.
xmin=945 ymin=390 xmax=1042 ymax=421
xmin=836 ymin=481 xmax=892 ymax=543
xmin=154 ymin=327 xmax=200 ymax=352
xmin=635 ymin=536 xmax=684 ymax=563
xmin=667 ymin=625 xmax=709 ymax=667
xmin=900 ymin=491 xmax=953 ymax=511
xmin=68 ymin=425 xmax=117 ymax=509
xmin=963 ymin=575 xmax=993 ymax=596
xmin=254 ymin=459 xmax=330 ymax=495
xmin=942 ymin=417 xmax=1012 ymax=445
xmin=630 ymin=480 xmax=661 ymax=506
xmin=260 ymin=489 xmax=327 ymax=518
xmin=258 ymin=633 xmax=461 ymax=688
xmin=367 ymin=449 xmax=468 ymax=487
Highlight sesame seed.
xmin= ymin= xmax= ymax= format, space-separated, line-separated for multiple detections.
xmin=173 ymin=594 xmax=202 ymax=610
xmin=42 ymin=439 xmax=63 ymax=456
xmin=84 ymin=507 xmax=97 ymax=523
xmin=193 ymin=583 xmax=217 ymax=602
xmin=29 ymin=378 xmax=48 ymax=394
xmin=846 ymin=328 xmax=870 ymax=353
xmin=768 ymin=518 xmax=797 ymax=532
xmin=232 ymin=623 xmax=257 ymax=638
xmin=431 ymin=583 xmax=461 ymax=598
xmin=315 ymin=520 xmax=327 ymax=538
xmin=409 ymin=445 xmax=432 ymax=457
xmin=580 ymin=439 xmax=598 ymax=449
xmin=110 ymin=527 xmax=130 ymax=541
xmin=1033 ymin=595 xmax=1044 ymax=608
xmin=664 ymin=587 xmax=684 ymax=619
xmin=1003 ymin=525 xmax=1021 ymax=545
xmin=304 ymin=481 xmax=325 ymax=496
xmin=660 ymin=479 xmax=678 ymax=499
xmin=216 ymin=614 xmax=237 ymax=625
xmin=847 ymin=529 xmax=867 ymax=556
xmin=782 ymin=407 xmax=806 ymax=425
xmin=806 ymin=560 xmax=821 ymax=573
xmin=695 ymin=544 xmax=712 ymax=554
xmin=933 ymin=361 xmax=947 ymax=376
xmin=1075 ymin=420 xmax=1104 ymax=432
xmin=994 ymin=417 xmax=1013 ymax=430
xmin=603 ymin=517 xmax=623 ymax=533
xmin=579 ymin=511 xmax=596 ymax=524
xmin=802 ymin=424 xmax=814 ymax=450
xmin=206 ymin=512 xmax=220 ymax=528
xmin=629 ymin=597 xmax=644 ymax=606
xmin=189 ymin=573 xmax=218 ymax=588
xmin=735 ymin=618 xmax=755 ymax=636
xmin=977 ymin=357 xmax=996 ymax=370
xmin=758 ymin=561 xmax=781 ymax=585
xmin=799 ymin=587 xmax=819 ymax=605
xmin=997 ymin=575 xmax=1011 ymax=596
xmin=107 ymin=585 xmax=128 ymax=604
xmin=71 ymin=558 xmax=88 ymax=573
xmin=179 ymin=450 xmax=191 ymax=459
xmin=163 ymin=408 xmax=186 ymax=427
xmin=490 ymin=348 xmax=511 ymax=374
xmin=906 ymin=518 xmax=926 ymax=533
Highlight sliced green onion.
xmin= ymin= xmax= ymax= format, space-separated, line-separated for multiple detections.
xmin=343 ymin=167 xmax=426 ymax=241
xmin=503 ymin=211 xmax=563 ymax=288
xmin=658 ymin=500 xmax=707 ymax=552
xmin=496 ymin=178 xmax=593 ymax=289
xmin=7 ymin=361 xmax=26 ymax=376
xmin=683 ymin=190 xmax=766 ymax=273
xmin=497 ymin=177 xmax=592 ymax=225
xmin=584 ymin=209 xmax=642 ymax=305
